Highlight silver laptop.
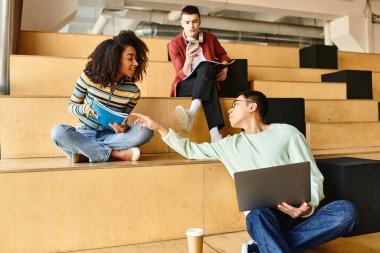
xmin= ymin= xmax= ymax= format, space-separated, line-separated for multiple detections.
xmin=234 ymin=162 xmax=311 ymax=212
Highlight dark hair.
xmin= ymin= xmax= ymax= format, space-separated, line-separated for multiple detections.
xmin=181 ymin=5 xmax=200 ymax=18
xmin=239 ymin=90 xmax=269 ymax=119
xmin=84 ymin=30 xmax=148 ymax=86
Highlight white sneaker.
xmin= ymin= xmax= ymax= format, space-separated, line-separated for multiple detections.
xmin=175 ymin=105 xmax=194 ymax=133
xmin=241 ymin=240 xmax=257 ymax=253
xmin=128 ymin=147 xmax=141 ymax=161
xmin=241 ymin=243 xmax=248 ymax=253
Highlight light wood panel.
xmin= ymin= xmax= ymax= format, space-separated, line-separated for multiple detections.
xmin=305 ymin=100 xmax=379 ymax=123
xmin=250 ymin=66 xmax=335 ymax=82
xmin=372 ymin=72 xmax=380 ymax=101
xmin=252 ymin=81 xmax=347 ymax=99
xmin=145 ymin=61 xmax=174 ymax=97
xmin=130 ymin=99 xmax=169 ymax=153
xmin=0 ymin=164 xmax=204 ymax=252
xmin=204 ymin=163 xmax=246 ymax=234
xmin=0 ymin=97 xmax=77 ymax=158
xmin=10 ymin=55 xmax=87 ymax=96
xmin=307 ymin=122 xmax=380 ymax=151
xmin=222 ymin=42 xmax=299 ymax=67
xmin=9 ymin=55 xmax=149 ymax=97
xmin=338 ymin=51 xmax=380 ymax=72
xmin=315 ymin=151 xmax=380 ymax=160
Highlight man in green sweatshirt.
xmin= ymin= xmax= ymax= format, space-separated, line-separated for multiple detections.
xmin=132 ymin=90 xmax=357 ymax=253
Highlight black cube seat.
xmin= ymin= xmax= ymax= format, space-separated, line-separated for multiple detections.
xmin=299 ymin=45 xmax=338 ymax=69
xmin=265 ymin=98 xmax=305 ymax=136
xmin=321 ymin=70 xmax=373 ymax=99
xmin=219 ymin=59 xmax=249 ymax=98
xmin=316 ymin=157 xmax=380 ymax=236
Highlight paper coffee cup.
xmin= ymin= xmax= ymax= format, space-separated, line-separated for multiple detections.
xmin=186 ymin=228 xmax=204 ymax=253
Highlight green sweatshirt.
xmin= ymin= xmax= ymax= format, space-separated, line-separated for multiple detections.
xmin=162 ymin=123 xmax=324 ymax=217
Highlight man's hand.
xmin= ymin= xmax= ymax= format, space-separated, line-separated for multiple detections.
xmin=216 ymin=67 xmax=228 ymax=81
xmin=185 ymin=43 xmax=199 ymax=63
xmin=131 ymin=113 xmax=169 ymax=137
xmin=216 ymin=61 xmax=229 ymax=81
xmin=277 ymin=202 xmax=311 ymax=218
xmin=182 ymin=44 xmax=200 ymax=76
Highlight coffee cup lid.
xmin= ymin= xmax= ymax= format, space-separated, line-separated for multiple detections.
xmin=186 ymin=228 xmax=204 ymax=236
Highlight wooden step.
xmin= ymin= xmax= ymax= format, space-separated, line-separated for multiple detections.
xmin=10 ymin=55 xmax=88 ymax=96
xmin=222 ymin=42 xmax=299 ymax=67
xmin=204 ymin=231 xmax=380 ymax=253
xmin=18 ymin=32 xmax=380 ymax=73
xmin=252 ymin=81 xmax=347 ymax=99
xmin=70 ymin=238 xmax=218 ymax=253
xmin=315 ymin=151 xmax=380 ymax=160
xmin=11 ymin=54 xmax=380 ymax=100
xmin=338 ymin=51 xmax=380 ymax=72
xmin=372 ymin=72 xmax=380 ymax=101
xmin=1 ymin=154 xmax=380 ymax=252
xmin=0 ymin=156 xmax=244 ymax=252
xmin=249 ymin=66 xmax=336 ymax=82
xmin=0 ymin=97 xmax=240 ymax=159
xmin=305 ymin=100 xmax=379 ymax=122
xmin=68 ymin=230 xmax=380 ymax=253
xmin=10 ymin=55 xmax=176 ymax=97
xmin=17 ymin=32 xmax=300 ymax=67
xmin=17 ymin=31 xmax=170 ymax=62
xmin=2 ymin=97 xmax=380 ymax=159
xmin=307 ymin=122 xmax=380 ymax=152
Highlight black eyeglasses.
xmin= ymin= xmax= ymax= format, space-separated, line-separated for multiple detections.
xmin=231 ymin=99 xmax=255 ymax=109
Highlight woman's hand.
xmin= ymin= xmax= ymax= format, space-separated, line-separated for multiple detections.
xmin=109 ymin=123 xmax=129 ymax=133
xmin=277 ymin=202 xmax=311 ymax=218
xmin=83 ymin=103 xmax=98 ymax=118
xmin=131 ymin=113 xmax=169 ymax=137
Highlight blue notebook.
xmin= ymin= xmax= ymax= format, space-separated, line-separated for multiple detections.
xmin=89 ymin=98 xmax=129 ymax=131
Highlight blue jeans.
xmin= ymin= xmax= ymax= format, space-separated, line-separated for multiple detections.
xmin=51 ymin=123 xmax=153 ymax=162
xmin=246 ymin=200 xmax=358 ymax=253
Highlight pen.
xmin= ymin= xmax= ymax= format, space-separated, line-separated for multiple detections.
xmin=86 ymin=99 xmax=94 ymax=119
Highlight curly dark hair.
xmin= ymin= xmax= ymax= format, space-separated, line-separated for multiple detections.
xmin=84 ymin=30 xmax=149 ymax=86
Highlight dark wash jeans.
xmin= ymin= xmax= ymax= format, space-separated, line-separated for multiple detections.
xmin=176 ymin=62 xmax=224 ymax=130
xmin=246 ymin=200 xmax=358 ymax=253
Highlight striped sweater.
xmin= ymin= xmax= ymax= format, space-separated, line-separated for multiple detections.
xmin=68 ymin=72 xmax=141 ymax=130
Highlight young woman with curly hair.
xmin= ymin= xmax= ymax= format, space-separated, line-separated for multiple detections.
xmin=51 ymin=30 xmax=153 ymax=162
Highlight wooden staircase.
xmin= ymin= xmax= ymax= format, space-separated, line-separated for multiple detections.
xmin=1 ymin=31 xmax=380 ymax=252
